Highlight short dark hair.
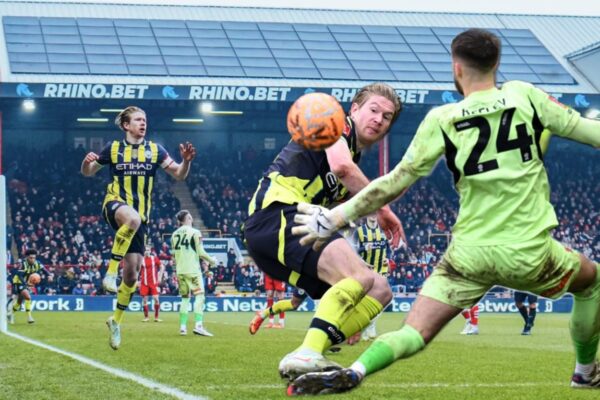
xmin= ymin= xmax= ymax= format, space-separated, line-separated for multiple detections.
xmin=175 ymin=210 xmax=190 ymax=225
xmin=451 ymin=29 xmax=501 ymax=73
xmin=25 ymin=249 xmax=37 ymax=256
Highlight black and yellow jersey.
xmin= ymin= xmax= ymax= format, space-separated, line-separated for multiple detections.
xmin=248 ymin=117 xmax=360 ymax=215
xmin=12 ymin=260 xmax=46 ymax=286
xmin=97 ymin=139 xmax=172 ymax=223
xmin=355 ymin=224 xmax=389 ymax=274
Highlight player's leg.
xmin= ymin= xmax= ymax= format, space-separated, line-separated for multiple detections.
xmin=103 ymin=203 xmax=141 ymax=293
xmin=288 ymin=244 xmax=491 ymax=395
xmin=106 ymin=225 xmax=144 ymax=350
xmin=6 ymin=294 xmax=17 ymax=324
xmin=178 ymin=275 xmax=190 ymax=335
xmin=460 ymin=308 xmax=472 ymax=334
xmin=527 ymin=295 xmax=538 ymax=327
xmin=514 ymin=291 xmax=529 ymax=333
xmin=567 ymin=253 xmax=600 ymax=388
xmin=297 ymin=238 xmax=389 ymax=353
xmin=21 ymin=289 xmax=34 ymax=324
xmin=141 ymin=292 xmax=149 ymax=322
xmin=250 ymin=289 xmax=307 ymax=335
xmin=191 ymin=274 xmax=212 ymax=336
xmin=288 ymin=295 xmax=462 ymax=396
xmin=468 ymin=304 xmax=479 ymax=335
xmin=265 ymin=288 xmax=275 ymax=328
xmin=152 ymin=292 xmax=161 ymax=322
xmin=276 ymin=288 xmax=286 ymax=327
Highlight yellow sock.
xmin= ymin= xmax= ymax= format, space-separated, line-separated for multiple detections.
xmin=272 ymin=299 xmax=294 ymax=314
xmin=114 ymin=282 xmax=137 ymax=324
xmin=24 ymin=299 xmax=32 ymax=313
xmin=340 ymin=295 xmax=384 ymax=339
xmin=302 ymin=278 xmax=365 ymax=353
xmin=13 ymin=302 xmax=20 ymax=312
xmin=107 ymin=224 xmax=137 ymax=275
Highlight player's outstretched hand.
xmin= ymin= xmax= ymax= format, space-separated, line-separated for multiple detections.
xmin=179 ymin=142 xmax=196 ymax=161
xmin=83 ymin=152 xmax=99 ymax=164
xmin=292 ymin=203 xmax=347 ymax=250
xmin=377 ymin=206 xmax=407 ymax=250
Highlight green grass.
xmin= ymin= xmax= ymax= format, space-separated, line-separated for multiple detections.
xmin=1 ymin=311 xmax=598 ymax=400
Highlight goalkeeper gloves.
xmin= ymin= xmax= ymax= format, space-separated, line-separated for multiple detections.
xmin=291 ymin=202 xmax=349 ymax=250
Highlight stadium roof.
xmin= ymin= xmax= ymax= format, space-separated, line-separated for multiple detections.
xmin=0 ymin=1 xmax=599 ymax=94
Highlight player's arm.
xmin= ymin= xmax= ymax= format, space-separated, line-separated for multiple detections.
xmin=164 ymin=142 xmax=196 ymax=181
xmin=326 ymin=139 xmax=404 ymax=247
xmin=194 ymin=232 xmax=216 ymax=266
xmin=80 ymin=152 xmax=103 ymax=176
xmin=157 ymin=259 xmax=165 ymax=283
xmin=293 ymin=112 xmax=444 ymax=248
xmin=528 ymin=85 xmax=600 ymax=148
xmin=564 ymin=118 xmax=600 ymax=148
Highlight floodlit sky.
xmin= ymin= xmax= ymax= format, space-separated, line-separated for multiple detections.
xmin=15 ymin=0 xmax=600 ymax=17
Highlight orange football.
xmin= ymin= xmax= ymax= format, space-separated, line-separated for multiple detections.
xmin=287 ymin=92 xmax=346 ymax=151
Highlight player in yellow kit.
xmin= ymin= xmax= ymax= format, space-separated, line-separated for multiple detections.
xmin=289 ymin=28 xmax=600 ymax=395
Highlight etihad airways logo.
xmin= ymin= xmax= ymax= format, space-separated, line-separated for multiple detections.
xmin=115 ymin=163 xmax=154 ymax=175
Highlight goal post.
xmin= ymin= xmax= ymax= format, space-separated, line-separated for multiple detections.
xmin=0 ymin=175 xmax=7 ymax=333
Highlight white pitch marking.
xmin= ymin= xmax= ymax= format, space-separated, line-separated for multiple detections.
xmin=3 ymin=331 xmax=209 ymax=400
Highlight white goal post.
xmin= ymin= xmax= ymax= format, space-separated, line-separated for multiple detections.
xmin=0 ymin=175 xmax=7 ymax=333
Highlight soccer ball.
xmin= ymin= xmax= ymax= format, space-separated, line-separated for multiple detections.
xmin=287 ymin=92 xmax=346 ymax=151
xmin=28 ymin=273 xmax=41 ymax=286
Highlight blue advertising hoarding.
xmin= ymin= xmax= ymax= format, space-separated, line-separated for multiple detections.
xmin=26 ymin=294 xmax=573 ymax=313
xmin=4 ymin=82 xmax=599 ymax=109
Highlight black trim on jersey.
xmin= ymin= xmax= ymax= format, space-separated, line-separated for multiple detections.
xmin=117 ymin=142 xmax=127 ymax=202
xmin=530 ymin=101 xmax=545 ymax=162
xmin=143 ymin=173 xmax=151 ymax=218
xmin=441 ymin=128 xmax=461 ymax=185
xmin=253 ymin=178 xmax=271 ymax=212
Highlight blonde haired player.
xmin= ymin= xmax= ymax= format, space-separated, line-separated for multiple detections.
xmin=171 ymin=210 xmax=216 ymax=336
xmin=81 ymin=106 xmax=195 ymax=350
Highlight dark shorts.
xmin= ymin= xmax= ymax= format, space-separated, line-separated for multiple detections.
xmin=102 ymin=200 xmax=147 ymax=255
xmin=514 ymin=291 xmax=538 ymax=305
xmin=243 ymin=202 xmax=341 ymax=300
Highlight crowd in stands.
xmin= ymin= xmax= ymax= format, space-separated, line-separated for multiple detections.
xmin=5 ymin=139 xmax=600 ymax=297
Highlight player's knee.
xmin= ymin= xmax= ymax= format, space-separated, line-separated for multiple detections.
xmin=372 ymin=273 xmax=393 ymax=304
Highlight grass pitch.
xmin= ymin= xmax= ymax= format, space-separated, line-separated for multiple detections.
xmin=1 ymin=311 xmax=598 ymax=400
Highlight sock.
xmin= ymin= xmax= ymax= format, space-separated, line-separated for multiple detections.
xmin=279 ymin=311 xmax=285 ymax=320
xmin=301 ymin=278 xmax=365 ymax=354
xmin=24 ymin=299 xmax=32 ymax=313
xmin=340 ymin=295 xmax=384 ymax=342
xmin=272 ymin=299 xmax=294 ymax=314
xmin=194 ymin=294 xmax=205 ymax=327
xmin=470 ymin=305 xmax=479 ymax=326
xmin=570 ymin=264 xmax=600 ymax=365
xmin=575 ymin=362 xmax=596 ymax=378
xmin=267 ymin=297 xmax=275 ymax=323
xmin=461 ymin=309 xmax=471 ymax=322
xmin=113 ymin=282 xmax=136 ymax=324
xmin=517 ymin=305 xmax=529 ymax=324
xmin=107 ymin=224 xmax=137 ymax=275
xmin=13 ymin=301 xmax=21 ymax=312
xmin=143 ymin=304 xmax=149 ymax=318
xmin=180 ymin=297 xmax=190 ymax=326
xmin=356 ymin=324 xmax=425 ymax=376
xmin=154 ymin=302 xmax=160 ymax=319
xmin=527 ymin=307 xmax=536 ymax=326
xmin=279 ymin=318 xmax=285 ymax=327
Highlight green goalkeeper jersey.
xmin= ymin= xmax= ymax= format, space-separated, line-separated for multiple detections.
xmin=171 ymin=225 xmax=203 ymax=275
xmin=399 ymin=80 xmax=580 ymax=245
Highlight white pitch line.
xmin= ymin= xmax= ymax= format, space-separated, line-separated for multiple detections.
xmin=3 ymin=331 xmax=209 ymax=400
